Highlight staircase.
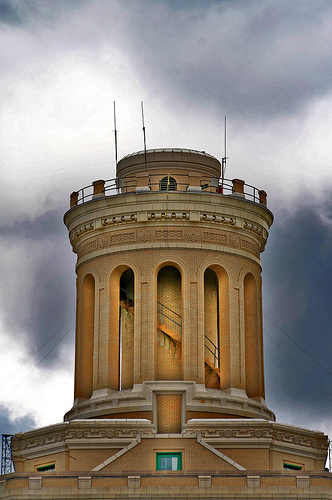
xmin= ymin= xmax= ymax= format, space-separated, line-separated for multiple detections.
xmin=120 ymin=297 xmax=220 ymax=387
xmin=204 ymin=335 xmax=220 ymax=389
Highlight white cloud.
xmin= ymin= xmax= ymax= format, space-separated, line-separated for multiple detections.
xmin=0 ymin=316 xmax=74 ymax=428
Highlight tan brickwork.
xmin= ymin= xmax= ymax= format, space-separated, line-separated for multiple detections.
xmin=270 ymin=450 xmax=313 ymax=471
xmin=68 ymin=448 xmax=122 ymax=471
xmin=244 ymin=272 xmax=261 ymax=398
xmin=156 ymin=394 xmax=182 ymax=433
xmin=75 ymin=273 xmax=94 ymax=400
xmin=216 ymin=447 xmax=269 ymax=470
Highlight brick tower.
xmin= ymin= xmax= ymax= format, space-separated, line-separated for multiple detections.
xmin=3 ymin=149 xmax=331 ymax=499
xmin=65 ymin=148 xmax=274 ymax=426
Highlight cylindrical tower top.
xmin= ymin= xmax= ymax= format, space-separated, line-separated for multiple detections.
xmin=116 ymin=148 xmax=221 ymax=180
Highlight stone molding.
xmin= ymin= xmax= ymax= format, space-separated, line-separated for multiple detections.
xmin=183 ymin=419 xmax=328 ymax=459
xmin=64 ymin=382 xmax=275 ymax=422
xmin=75 ymin=226 xmax=261 ymax=260
xmin=11 ymin=417 xmax=328 ymax=477
xmin=11 ymin=419 xmax=155 ymax=460
xmin=65 ymin=191 xmax=272 ymax=257
xmin=2 ymin=471 xmax=332 ymax=499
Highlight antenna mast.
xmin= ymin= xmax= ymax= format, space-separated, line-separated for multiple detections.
xmin=113 ymin=101 xmax=118 ymax=168
xmin=221 ymin=115 xmax=228 ymax=191
xmin=141 ymin=101 xmax=147 ymax=167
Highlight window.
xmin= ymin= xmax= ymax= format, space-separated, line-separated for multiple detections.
xmin=156 ymin=452 xmax=182 ymax=470
xmin=159 ymin=176 xmax=177 ymax=191
xmin=283 ymin=462 xmax=302 ymax=471
xmin=36 ymin=463 xmax=55 ymax=472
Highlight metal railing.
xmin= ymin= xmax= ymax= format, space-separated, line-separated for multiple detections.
xmin=204 ymin=335 xmax=220 ymax=369
xmin=157 ymin=302 xmax=182 ymax=338
xmin=70 ymin=175 xmax=266 ymax=208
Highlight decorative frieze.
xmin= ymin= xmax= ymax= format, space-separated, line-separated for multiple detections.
xmin=137 ymin=228 xmax=152 ymax=241
xmin=102 ymin=214 xmax=137 ymax=226
xmin=155 ymin=230 xmax=184 ymax=239
xmin=200 ymin=213 xmax=235 ymax=225
xmin=76 ymin=228 xmax=259 ymax=258
xmin=148 ymin=212 xmax=190 ymax=220
xmin=12 ymin=420 xmax=156 ymax=455
xmin=75 ymin=222 xmax=94 ymax=237
xmin=183 ymin=420 xmax=328 ymax=453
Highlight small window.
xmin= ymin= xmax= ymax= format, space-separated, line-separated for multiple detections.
xmin=36 ymin=463 xmax=55 ymax=472
xmin=159 ymin=176 xmax=177 ymax=191
xmin=156 ymin=452 xmax=182 ymax=470
xmin=283 ymin=462 xmax=302 ymax=471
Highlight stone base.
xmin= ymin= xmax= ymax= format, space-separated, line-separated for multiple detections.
xmin=64 ymin=381 xmax=276 ymax=422
xmin=4 ymin=417 xmax=330 ymax=499
xmin=1 ymin=470 xmax=332 ymax=499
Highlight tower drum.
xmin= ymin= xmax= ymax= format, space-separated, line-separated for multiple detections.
xmin=64 ymin=148 xmax=275 ymax=425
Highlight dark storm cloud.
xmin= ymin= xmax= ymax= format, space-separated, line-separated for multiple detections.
xmin=262 ymin=197 xmax=332 ymax=423
xmin=0 ymin=406 xmax=36 ymax=435
xmin=0 ymin=1 xmax=21 ymax=25
xmin=0 ymin=208 xmax=76 ymax=366
xmin=122 ymin=0 xmax=332 ymax=119
xmin=3 ymin=0 xmax=332 ymax=122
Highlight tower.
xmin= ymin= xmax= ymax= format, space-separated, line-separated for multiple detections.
xmin=65 ymin=148 xmax=274 ymax=427
xmin=3 ymin=148 xmax=331 ymax=499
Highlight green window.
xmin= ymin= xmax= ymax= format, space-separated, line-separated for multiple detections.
xmin=156 ymin=452 xmax=182 ymax=470
xmin=283 ymin=462 xmax=302 ymax=471
xmin=36 ymin=463 xmax=55 ymax=472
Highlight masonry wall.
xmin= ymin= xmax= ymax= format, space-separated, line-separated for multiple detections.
xmin=73 ymin=248 xmax=264 ymax=405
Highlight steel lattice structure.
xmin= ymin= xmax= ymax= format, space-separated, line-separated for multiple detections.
xmin=1 ymin=434 xmax=14 ymax=475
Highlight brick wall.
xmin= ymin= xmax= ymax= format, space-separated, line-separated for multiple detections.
xmin=75 ymin=273 xmax=94 ymax=400
xmin=157 ymin=394 xmax=182 ymax=433
xmin=244 ymin=272 xmax=262 ymax=398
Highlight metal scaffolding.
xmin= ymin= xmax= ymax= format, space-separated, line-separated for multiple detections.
xmin=1 ymin=435 xmax=14 ymax=475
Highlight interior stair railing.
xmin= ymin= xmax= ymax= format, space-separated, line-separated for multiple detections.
xmin=119 ymin=295 xmax=220 ymax=377
xmin=204 ymin=335 xmax=220 ymax=375
xmin=157 ymin=302 xmax=182 ymax=341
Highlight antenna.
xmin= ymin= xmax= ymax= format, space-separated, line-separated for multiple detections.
xmin=113 ymin=101 xmax=118 ymax=168
xmin=221 ymin=115 xmax=228 ymax=191
xmin=141 ymin=101 xmax=147 ymax=167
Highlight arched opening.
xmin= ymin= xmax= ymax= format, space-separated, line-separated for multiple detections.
xmin=75 ymin=273 xmax=95 ymax=400
xmin=109 ymin=266 xmax=135 ymax=391
xmin=156 ymin=265 xmax=182 ymax=380
xmin=244 ymin=273 xmax=261 ymax=398
xmin=204 ymin=268 xmax=220 ymax=389
xmin=119 ymin=269 xmax=134 ymax=390
xmin=203 ymin=265 xmax=230 ymax=391
xmin=159 ymin=176 xmax=177 ymax=191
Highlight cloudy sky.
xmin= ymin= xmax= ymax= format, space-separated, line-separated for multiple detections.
xmin=1 ymin=0 xmax=332 ymax=450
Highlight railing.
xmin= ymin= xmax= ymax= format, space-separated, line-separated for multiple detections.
xmin=157 ymin=302 xmax=182 ymax=338
xmin=70 ymin=175 xmax=267 ymax=208
xmin=204 ymin=335 xmax=220 ymax=369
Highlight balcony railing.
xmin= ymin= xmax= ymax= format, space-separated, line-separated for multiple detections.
xmin=70 ymin=175 xmax=267 ymax=208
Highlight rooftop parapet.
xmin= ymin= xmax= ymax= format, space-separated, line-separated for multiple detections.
xmin=69 ymin=176 xmax=267 ymax=208
xmin=69 ymin=149 xmax=268 ymax=208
